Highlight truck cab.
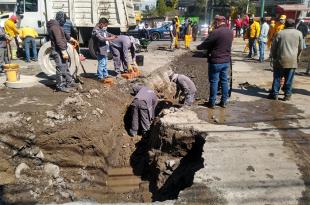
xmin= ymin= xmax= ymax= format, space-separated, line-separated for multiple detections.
xmin=15 ymin=0 xmax=47 ymax=36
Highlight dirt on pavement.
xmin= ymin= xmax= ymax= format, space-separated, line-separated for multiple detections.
xmin=0 ymin=78 xmax=153 ymax=204
xmin=171 ymin=51 xmax=210 ymax=100
xmin=0 ymin=49 xmax=206 ymax=204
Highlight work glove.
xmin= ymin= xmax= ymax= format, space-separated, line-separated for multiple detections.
xmin=128 ymin=64 xmax=133 ymax=72
xmin=70 ymin=37 xmax=78 ymax=44
xmin=132 ymin=61 xmax=138 ymax=67
xmin=70 ymin=38 xmax=79 ymax=48
xmin=17 ymin=36 xmax=22 ymax=44
xmin=61 ymin=50 xmax=69 ymax=60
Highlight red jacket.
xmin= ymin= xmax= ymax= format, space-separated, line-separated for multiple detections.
xmin=234 ymin=18 xmax=242 ymax=28
xmin=242 ymin=16 xmax=249 ymax=27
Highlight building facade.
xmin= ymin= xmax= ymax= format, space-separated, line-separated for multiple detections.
xmin=256 ymin=0 xmax=310 ymax=17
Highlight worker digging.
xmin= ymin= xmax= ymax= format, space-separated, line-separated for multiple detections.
xmin=110 ymin=35 xmax=137 ymax=76
xmin=128 ymin=84 xmax=158 ymax=137
xmin=0 ymin=1 xmax=309 ymax=204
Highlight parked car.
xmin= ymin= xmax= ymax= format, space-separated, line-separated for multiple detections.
xmin=128 ymin=23 xmax=171 ymax=41
xmin=200 ymin=23 xmax=209 ymax=40
xmin=127 ymin=25 xmax=140 ymax=38
xmin=149 ymin=23 xmax=171 ymax=41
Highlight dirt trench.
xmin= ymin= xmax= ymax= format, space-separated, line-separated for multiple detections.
xmin=0 ymin=52 xmax=209 ymax=204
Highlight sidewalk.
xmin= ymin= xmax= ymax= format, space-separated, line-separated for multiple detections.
xmin=171 ymin=40 xmax=310 ymax=204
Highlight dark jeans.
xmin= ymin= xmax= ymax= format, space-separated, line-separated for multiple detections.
xmin=24 ymin=37 xmax=37 ymax=62
xmin=236 ymin=27 xmax=241 ymax=37
xmin=271 ymin=68 xmax=295 ymax=96
xmin=51 ymin=50 xmax=73 ymax=89
xmin=208 ymin=63 xmax=229 ymax=105
xmin=248 ymin=38 xmax=257 ymax=57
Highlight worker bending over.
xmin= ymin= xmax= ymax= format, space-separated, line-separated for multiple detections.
xmin=169 ymin=72 xmax=197 ymax=106
xmin=129 ymin=85 xmax=158 ymax=137
xmin=19 ymin=27 xmax=38 ymax=62
xmin=110 ymin=35 xmax=136 ymax=75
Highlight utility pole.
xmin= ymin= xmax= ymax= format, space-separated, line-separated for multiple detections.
xmin=204 ymin=0 xmax=208 ymax=25
xmin=210 ymin=0 xmax=214 ymax=25
xmin=260 ymin=0 xmax=265 ymax=17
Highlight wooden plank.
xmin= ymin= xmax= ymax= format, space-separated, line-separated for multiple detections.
xmin=107 ymin=167 xmax=134 ymax=176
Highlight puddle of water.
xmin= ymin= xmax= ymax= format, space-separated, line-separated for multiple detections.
xmin=106 ymin=167 xmax=152 ymax=201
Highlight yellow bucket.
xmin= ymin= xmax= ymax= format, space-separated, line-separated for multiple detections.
xmin=4 ymin=64 xmax=20 ymax=82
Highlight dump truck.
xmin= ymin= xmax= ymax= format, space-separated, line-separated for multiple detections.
xmin=15 ymin=0 xmax=136 ymax=57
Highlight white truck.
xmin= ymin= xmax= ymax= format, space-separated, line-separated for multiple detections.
xmin=15 ymin=0 xmax=136 ymax=57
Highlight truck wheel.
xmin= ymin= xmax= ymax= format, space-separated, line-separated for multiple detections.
xmin=88 ymin=38 xmax=97 ymax=59
xmin=38 ymin=41 xmax=79 ymax=79
xmin=151 ymin=32 xmax=160 ymax=41
xmin=88 ymin=38 xmax=113 ymax=60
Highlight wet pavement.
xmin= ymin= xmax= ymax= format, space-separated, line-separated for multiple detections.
xmin=171 ymin=39 xmax=310 ymax=205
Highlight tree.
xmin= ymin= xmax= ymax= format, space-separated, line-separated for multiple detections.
xmin=156 ymin=0 xmax=167 ymax=16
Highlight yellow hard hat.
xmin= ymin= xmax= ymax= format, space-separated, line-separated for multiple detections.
xmin=279 ymin=15 xmax=286 ymax=20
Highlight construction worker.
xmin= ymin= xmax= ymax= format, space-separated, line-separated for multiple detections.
xmin=0 ymin=27 xmax=8 ymax=74
xmin=63 ymin=15 xmax=77 ymax=38
xmin=184 ymin=19 xmax=192 ymax=49
xmin=4 ymin=15 xmax=20 ymax=59
xmin=197 ymin=16 xmax=233 ymax=108
xmin=169 ymin=19 xmax=177 ymax=51
xmin=92 ymin=17 xmax=117 ymax=80
xmin=242 ymin=14 xmax=250 ymax=53
xmin=246 ymin=17 xmax=260 ymax=58
xmin=269 ymin=19 xmax=303 ymax=101
xmin=275 ymin=15 xmax=286 ymax=34
xmin=47 ymin=11 xmax=79 ymax=92
xmin=110 ymin=35 xmax=136 ymax=75
xmin=169 ymin=72 xmax=197 ymax=106
xmin=19 ymin=27 xmax=38 ymax=62
xmin=129 ymin=84 xmax=158 ymax=137
xmin=296 ymin=19 xmax=308 ymax=49
xmin=271 ymin=15 xmax=286 ymax=88
xmin=174 ymin=16 xmax=180 ymax=49
xmin=192 ymin=21 xmax=198 ymax=41
xmin=267 ymin=20 xmax=276 ymax=48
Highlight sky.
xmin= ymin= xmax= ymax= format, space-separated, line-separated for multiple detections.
xmin=141 ymin=0 xmax=157 ymax=9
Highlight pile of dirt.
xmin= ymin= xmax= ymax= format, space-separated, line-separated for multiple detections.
xmin=0 ymin=52 xmax=210 ymax=204
xmin=171 ymin=51 xmax=209 ymax=100
xmin=0 ymin=78 xmax=151 ymax=204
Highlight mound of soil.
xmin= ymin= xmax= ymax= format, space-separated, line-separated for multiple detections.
xmin=171 ymin=51 xmax=210 ymax=100
xmin=0 ymin=78 xmax=151 ymax=204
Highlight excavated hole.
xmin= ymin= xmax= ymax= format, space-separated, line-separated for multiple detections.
xmin=129 ymin=110 xmax=207 ymax=202
xmin=0 ymin=70 xmax=206 ymax=204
